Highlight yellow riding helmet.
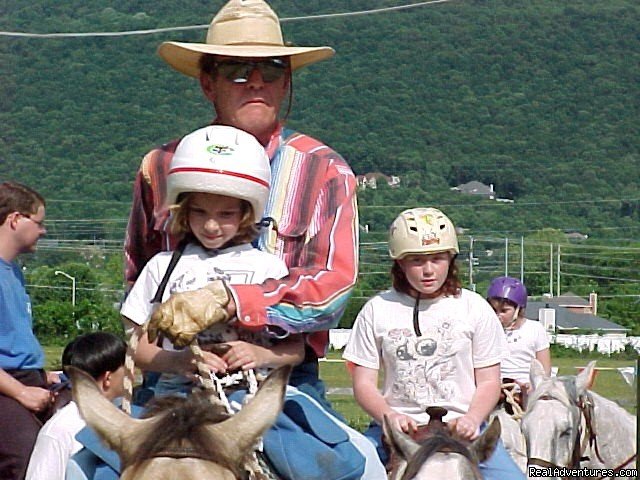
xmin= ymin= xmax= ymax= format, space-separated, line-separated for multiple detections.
xmin=388 ymin=207 xmax=459 ymax=259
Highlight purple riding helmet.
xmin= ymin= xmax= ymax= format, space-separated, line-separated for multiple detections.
xmin=487 ymin=276 xmax=527 ymax=308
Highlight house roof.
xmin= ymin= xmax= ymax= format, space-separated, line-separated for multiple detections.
xmin=527 ymin=300 xmax=628 ymax=332
xmin=356 ymin=171 xmax=391 ymax=181
xmin=537 ymin=292 xmax=590 ymax=307
xmin=452 ymin=181 xmax=493 ymax=195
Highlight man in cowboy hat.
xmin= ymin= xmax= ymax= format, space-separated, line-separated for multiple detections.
xmin=124 ymin=0 xmax=358 ymax=406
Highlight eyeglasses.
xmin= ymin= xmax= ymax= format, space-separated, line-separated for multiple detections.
xmin=20 ymin=213 xmax=46 ymax=230
xmin=214 ymin=58 xmax=288 ymax=84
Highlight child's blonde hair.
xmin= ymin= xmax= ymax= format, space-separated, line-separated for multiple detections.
xmin=168 ymin=193 xmax=258 ymax=247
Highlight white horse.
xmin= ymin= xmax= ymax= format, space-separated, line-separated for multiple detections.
xmin=521 ymin=360 xmax=637 ymax=480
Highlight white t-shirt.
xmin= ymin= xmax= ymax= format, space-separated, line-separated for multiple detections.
xmin=121 ymin=243 xmax=288 ymax=349
xmin=343 ymin=288 xmax=507 ymax=425
xmin=501 ymin=319 xmax=550 ymax=383
xmin=25 ymin=402 xmax=84 ymax=480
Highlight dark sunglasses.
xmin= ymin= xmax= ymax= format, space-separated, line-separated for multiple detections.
xmin=214 ymin=58 xmax=288 ymax=84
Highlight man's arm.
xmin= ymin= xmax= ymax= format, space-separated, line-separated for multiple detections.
xmin=231 ymin=153 xmax=358 ymax=335
xmin=124 ymin=143 xmax=179 ymax=286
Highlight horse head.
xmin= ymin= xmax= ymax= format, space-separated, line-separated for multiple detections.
xmin=69 ymin=365 xmax=290 ymax=480
xmin=384 ymin=411 xmax=501 ymax=480
xmin=521 ymin=360 xmax=595 ymax=477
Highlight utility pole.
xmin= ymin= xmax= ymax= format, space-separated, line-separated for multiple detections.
xmin=468 ymin=236 xmax=475 ymax=291
xmin=520 ymin=236 xmax=524 ymax=282
xmin=549 ymin=243 xmax=554 ymax=296
xmin=504 ymin=237 xmax=509 ymax=277
xmin=556 ymin=244 xmax=561 ymax=296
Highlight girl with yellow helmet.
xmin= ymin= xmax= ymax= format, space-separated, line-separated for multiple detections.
xmin=343 ymin=207 xmax=524 ymax=479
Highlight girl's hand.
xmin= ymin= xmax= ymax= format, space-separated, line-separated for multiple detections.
xmin=222 ymin=341 xmax=265 ymax=371
xmin=178 ymin=348 xmax=227 ymax=378
xmin=449 ymin=414 xmax=481 ymax=440
xmin=17 ymin=386 xmax=53 ymax=412
xmin=385 ymin=411 xmax=418 ymax=435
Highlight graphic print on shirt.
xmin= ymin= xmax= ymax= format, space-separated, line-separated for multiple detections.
xmin=505 ymin=329 xmax=520 ymax=344
xmin=386 ymin=318 xmax=460 ymax=407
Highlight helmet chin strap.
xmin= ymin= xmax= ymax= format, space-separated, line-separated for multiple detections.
xmin=503 ymin=306 xmax=520 ymax=331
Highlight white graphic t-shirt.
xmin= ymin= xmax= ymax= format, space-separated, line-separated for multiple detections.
xmin=501 ymin=319 xmax=550 ymax=383
xmin=343 ymin=288 xmax=506 ymax=425
xmin=121 ymin=243 xmax=288 ymax=350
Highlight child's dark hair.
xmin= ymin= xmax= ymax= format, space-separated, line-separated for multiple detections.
xmin=62 ymin=332 xmax=126 ymax=380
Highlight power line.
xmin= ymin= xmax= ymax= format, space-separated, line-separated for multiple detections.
xmin=359 ymin=197 xmax=640 ymax=209
xmin=0 ymin=1 xmax=454 ymax=38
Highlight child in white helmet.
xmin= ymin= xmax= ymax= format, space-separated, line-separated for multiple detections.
xmin=121 ymin=124 xmax=299 ymax=394
xmin=343 ymin=208 xmax=524 ymax=479
xmin=112 ymin=125 xmax=384 ymax=480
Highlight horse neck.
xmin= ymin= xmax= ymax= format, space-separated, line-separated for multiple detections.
xmin=581 ymin=390 xmax=636 ymax=468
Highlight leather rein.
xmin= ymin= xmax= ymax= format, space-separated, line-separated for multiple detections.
xmin=527 ymin=393 xmax=636 ymax=479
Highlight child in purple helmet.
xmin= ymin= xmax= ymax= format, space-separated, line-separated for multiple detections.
xmin=487 ymin=277 xmax=551 ymax=392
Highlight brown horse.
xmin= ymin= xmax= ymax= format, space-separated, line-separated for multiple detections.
xmin=69 ymin=365 xmax=290 ymax=480
xmin=384 ymin=410 xmax=501 ymax=480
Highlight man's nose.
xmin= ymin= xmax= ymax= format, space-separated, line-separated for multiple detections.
xmin=245 ymin=66 xmax=265 ymax=87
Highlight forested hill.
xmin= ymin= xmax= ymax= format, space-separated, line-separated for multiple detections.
xmin=1 ymin=0 xmax=639 ymax=239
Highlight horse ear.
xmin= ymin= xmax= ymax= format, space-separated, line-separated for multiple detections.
xmin=69 ymin=366 xmax=150 ymax=456
xmin=382 ymin=415 xmax=420 ymax=460
xmin=576 ymin=360 xmax=597 ymax=393
xmin=469 ymin=416 xmax=501 ymax=463
xmin=204 ymin=365 xmax=290 ymax=456
xmin=530 ymin=359 xmax=547 ymax=390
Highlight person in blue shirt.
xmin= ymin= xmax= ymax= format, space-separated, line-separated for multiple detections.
xmin=0 ymin=181 xmax=57 ymax=479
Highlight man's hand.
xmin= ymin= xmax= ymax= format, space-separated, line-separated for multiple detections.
xmin=17 ymin=386 xmax=53 ymax=413
xmin=148 ymin=280 xmax=231 ymax=348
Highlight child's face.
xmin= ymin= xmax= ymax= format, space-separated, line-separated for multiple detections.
xmin=188 ymin=193 xmax=244 ymax=249
xmin=489 ymin=299 xmax=519 ymax=328
xmin=397 ymin=252 xmax=451 ymax=298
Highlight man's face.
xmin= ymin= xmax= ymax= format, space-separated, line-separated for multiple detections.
xmin=200 ymin=56 xmax=289 ymax=145
xmin=17 ymin=204 xmax=46 ymax=254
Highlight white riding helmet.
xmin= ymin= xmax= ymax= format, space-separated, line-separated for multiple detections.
xmin=166 ymin=125 xmax=271 ymax=222
xmin=388 ymin=207 xmax=459 ymax=259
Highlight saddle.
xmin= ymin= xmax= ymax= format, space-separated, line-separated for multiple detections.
xmin=384 ymin=406 xmax=451 ymax=474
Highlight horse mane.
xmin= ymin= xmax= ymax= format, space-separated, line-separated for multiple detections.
xmin=126 ymin=391 xmax=234 ymax=470
xmin=403 ymin=433 xmax=478 ymax=479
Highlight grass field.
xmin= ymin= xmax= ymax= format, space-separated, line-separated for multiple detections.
xmin=44 ymin=345 xmax=637 ymax=432
xmin=319 ymin=351 xmax=638 ymax=431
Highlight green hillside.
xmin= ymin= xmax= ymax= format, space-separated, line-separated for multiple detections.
xmin=2 ymin=1 xmax=639 ymax=331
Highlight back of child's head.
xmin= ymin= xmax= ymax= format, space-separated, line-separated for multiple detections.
xmin=388 ymin=207 xmax=461 ymax=296
xmin=62 ymin=332 xmax=126 ymax=380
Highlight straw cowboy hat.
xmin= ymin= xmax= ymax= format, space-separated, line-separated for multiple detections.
xmin=158 ymin=0 xmax=335 ymax=78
